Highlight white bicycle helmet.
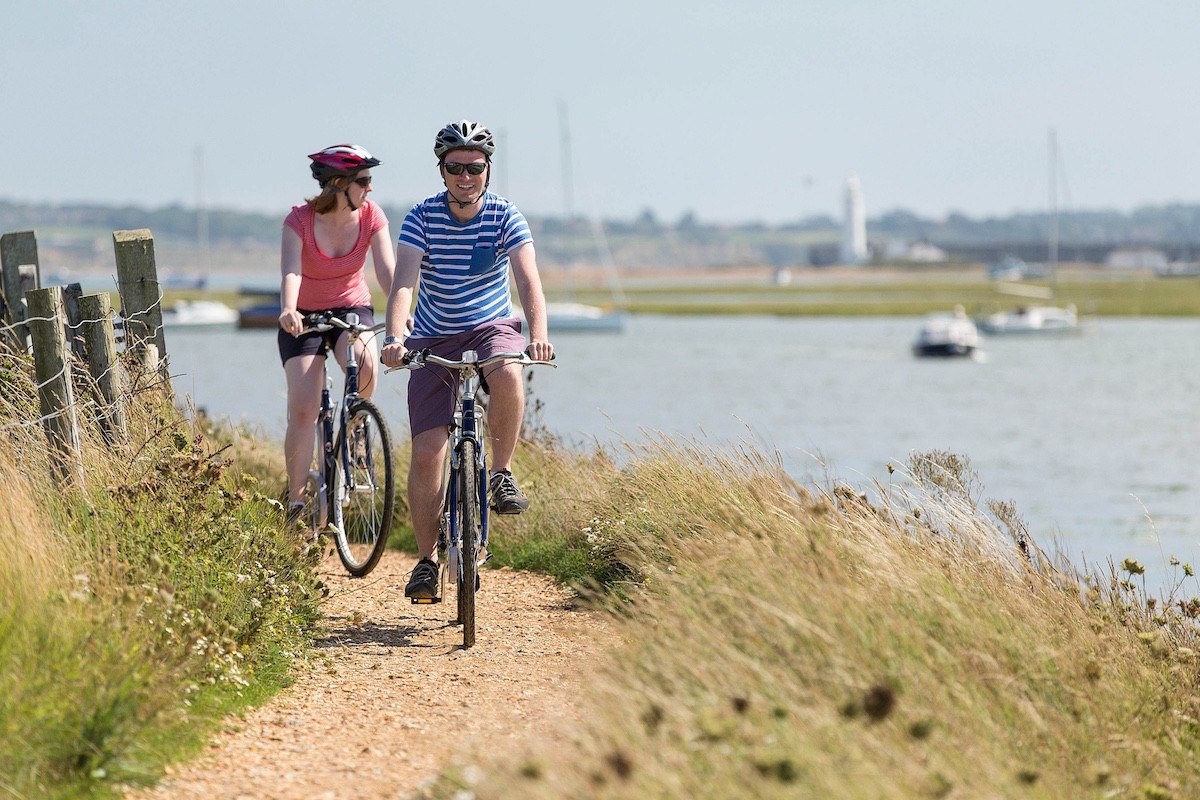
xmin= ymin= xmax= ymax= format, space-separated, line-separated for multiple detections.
xmin=433 ymin=120 xmax=496 ymax=160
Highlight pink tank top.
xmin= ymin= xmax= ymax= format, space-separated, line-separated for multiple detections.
xmin=283 ymin=199 xmax=387 ymax=310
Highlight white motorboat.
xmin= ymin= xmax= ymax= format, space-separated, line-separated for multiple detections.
xmin=545 ymin=302 xmax=626 ymax=333
xmin=913 ymin=308 xmax=980 ymax=357
xmin=160 ymin=299 xmax=238 ymax=327
xmin=976 ymin=304 xmax=1078 ymax=335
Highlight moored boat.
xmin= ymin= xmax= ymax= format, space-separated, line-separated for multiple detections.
xmin=976 ymin=304 xmax=1078 ymax=335
xmin=913 ymin=308 xmax=980 ymax=358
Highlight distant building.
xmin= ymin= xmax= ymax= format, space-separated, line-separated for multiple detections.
xmin=841 ymin=173 xmax=868 ymax=265
xmin=1105 ymin=246 xmax=1168 ymax=271
xmin=882 ymin=238 xmax=948 ymax=263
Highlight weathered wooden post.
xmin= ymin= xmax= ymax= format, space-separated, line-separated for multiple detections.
xmin=0 ymin=230 xmax=40 ymax=323
xmin=62 ymin=283 xmax=87 ymax=362
xmin=25 ymin=286 xmax=84 ymax=486
xmin=112 ymin=229 xmax=171 ymax=394
xmin=77 ymin=293 xmax=127 ymax=444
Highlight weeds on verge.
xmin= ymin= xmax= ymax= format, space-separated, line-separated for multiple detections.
xmin=0 ymin=345 xmax=320 ymax=799
xmin=419 ymin=443 xmax=1200 ymax=800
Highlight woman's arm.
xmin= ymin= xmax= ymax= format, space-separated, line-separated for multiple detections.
xmin=279 ymin=226 xmax=304 ymax=335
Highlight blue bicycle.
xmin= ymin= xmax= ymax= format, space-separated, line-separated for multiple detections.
xmin=393 ymin=348 xmax=555 ymax=647
xmin=302 ymin=312 xmax=395 ymax=577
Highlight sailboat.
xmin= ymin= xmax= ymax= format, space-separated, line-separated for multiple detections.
xmin=542 ymin=102 xmax=627 ymax=334
xmin=977 ymin=129 xmax=1080 ymax=336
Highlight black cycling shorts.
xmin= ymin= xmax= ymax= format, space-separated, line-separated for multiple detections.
xmin=277 ymin=305 xmax=375 ymax=366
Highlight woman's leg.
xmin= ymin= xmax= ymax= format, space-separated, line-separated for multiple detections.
xmin=283 ymin=354 xmax=325 ymax=503
xmin=331 ymin=330 xmax=380 ymax=399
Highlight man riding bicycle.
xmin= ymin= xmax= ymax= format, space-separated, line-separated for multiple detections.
xmin=380 ymin=120 xmax=554 ymax=600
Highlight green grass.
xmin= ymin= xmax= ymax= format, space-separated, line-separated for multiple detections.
xmin=408 ymin=444 xmax=1200 ymax=799
xmin=164 ymin=270 xmax=1200 ymax=319
xmin=0 ymin=358 xmax=320 ymax=799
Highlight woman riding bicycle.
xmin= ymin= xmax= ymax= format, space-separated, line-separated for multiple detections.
xmin=278 ymin=144 xmax=396 ymax=524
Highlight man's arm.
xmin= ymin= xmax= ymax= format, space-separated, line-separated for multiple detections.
xmin=370 ymin=223 xmax=396 ymax=297
xmin=509 ymin=242 xmax=554 ymax=361
xmin=380 ymin=243 xmax=422 ymax=367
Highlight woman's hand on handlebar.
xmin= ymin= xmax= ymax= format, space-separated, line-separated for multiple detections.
xmin=279 ymin=308 xmax=304 ymax=337
xmin=526 ymin=339 xmax=554 ymax=362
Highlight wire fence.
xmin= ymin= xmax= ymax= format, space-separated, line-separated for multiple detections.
xmin=0 ymin=228 xmax=173 ymax=486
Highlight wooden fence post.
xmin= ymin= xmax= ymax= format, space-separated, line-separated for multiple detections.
xmin=62 ymin=282 xmax=87 ymax=362
xmin=25 ymin=286 xmax=84 ymax=486
xmin=0 ymin=230 xmax=40 ymax=327
xmin=113 ymin=229 xmax=171 ymax=395
xmin=77 ymin=293 xmax=127 ymax=444
xmin=112 ymin=229 xmax=166 ymax=355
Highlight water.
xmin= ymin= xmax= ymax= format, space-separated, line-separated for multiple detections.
xmin=166 ymin=316 xmax=1200 ymax=588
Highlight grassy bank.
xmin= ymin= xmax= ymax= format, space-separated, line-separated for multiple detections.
xmin=0 ymin=358 xmax=319 ymax=799
xmin=569 ymin=272 xmax=1200 ymax=317
xmin=169 ymin=268 xmax=1200 ymax=319
xmin=415 ymin=442 xmax=1200 ymax=799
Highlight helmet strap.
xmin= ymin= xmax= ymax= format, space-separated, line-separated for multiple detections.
xmin=344 ymin=188 xmax=359 ymax=211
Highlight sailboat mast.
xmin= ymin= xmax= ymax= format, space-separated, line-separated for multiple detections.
xmin=558 ymin=100 xmax=574 ymax=220
xmin=194 ymin=145 xmax=210 ymax=272
xmin=1048 ymin=128 xmax=1059 ymax=291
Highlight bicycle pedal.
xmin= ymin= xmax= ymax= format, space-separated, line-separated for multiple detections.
xmin=410 ymin=596 xmax=442 ymax=605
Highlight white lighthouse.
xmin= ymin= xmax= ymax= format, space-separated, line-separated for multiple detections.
xmin=841 ymin=172 xmax=867 ymax=265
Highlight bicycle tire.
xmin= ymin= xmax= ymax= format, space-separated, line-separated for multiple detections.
xmin=330 ymin=399 xmax=395 ymax=577
xmin=457 ymin=438 xmax=480 ymax=647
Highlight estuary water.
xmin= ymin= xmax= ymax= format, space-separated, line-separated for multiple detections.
xmin=167 ymin=316 xmax=1200 ymax=589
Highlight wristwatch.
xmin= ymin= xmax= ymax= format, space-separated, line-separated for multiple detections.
xmin=382 ymin=335 xmax=401 ymax=346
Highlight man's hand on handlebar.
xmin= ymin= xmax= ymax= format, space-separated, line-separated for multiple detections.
xmin=526 ymin=339 xmax=554 ymax=362
xmin=380 ymin=340 xmax=407 ymax=369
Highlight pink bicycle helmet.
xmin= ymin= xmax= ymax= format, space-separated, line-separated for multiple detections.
xmin=308 ymin=144 xmax=381 ymax=185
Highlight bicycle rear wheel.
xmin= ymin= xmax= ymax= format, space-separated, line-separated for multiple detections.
xmin=456 ymin=438 xmax=480 ymax=648
xmin=331 ymin=399 xmax=395 ymax=577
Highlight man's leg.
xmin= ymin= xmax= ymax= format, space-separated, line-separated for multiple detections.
xmin=483 ymin=362 xmax=529 ymax=514
xmin=406 ymin=426 xmax=449 ymax=598
xmin=484 ymin=362 xmax=524 ymax=471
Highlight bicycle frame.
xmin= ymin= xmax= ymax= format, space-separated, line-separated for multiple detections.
xmin=307 ymin=312 xmax=380 ymax=530
xmin=396 ymin=349 xmax=555 ymax=595
xmin=443 ymin=350 xmax=491 ymax=578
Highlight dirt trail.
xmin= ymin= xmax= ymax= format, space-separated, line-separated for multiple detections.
xmin=131 ymin=551 xmax=612 ymax=800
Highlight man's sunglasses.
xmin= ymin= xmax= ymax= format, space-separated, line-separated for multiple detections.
xmin=442 ymin=162 xmax=487 ymax=176
xmin=352 ymin=176 xmax=372 ymax=187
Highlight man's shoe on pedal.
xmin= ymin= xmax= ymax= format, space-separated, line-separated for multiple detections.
xmin=489 ymin=470 xmax=529 ymax=514
xmin=405 ymin=558 xmax=440 ymax=600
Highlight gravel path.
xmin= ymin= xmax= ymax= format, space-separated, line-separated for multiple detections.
xmin=131 ymin=550 xmax=611 ymax=800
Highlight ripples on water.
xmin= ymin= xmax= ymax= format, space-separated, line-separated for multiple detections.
xmin=167 ymin=316 xmax=1200 ymax=591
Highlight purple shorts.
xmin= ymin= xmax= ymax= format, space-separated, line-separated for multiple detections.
xmin=406 ymin=318 xmax=527 ymax=437
xmin=278 ymin=306 xmax=374 ymax=366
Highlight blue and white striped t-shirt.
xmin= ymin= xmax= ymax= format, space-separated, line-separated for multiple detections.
xmin=398 ymin=191 xmax=533 ymax=338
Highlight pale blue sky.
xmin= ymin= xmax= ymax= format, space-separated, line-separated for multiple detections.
xmin=3 ymin=1 xmax=1198 ymax=224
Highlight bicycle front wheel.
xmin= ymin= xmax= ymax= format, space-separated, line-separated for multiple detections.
xmin=331 ymin=399 xmax=395 ymax=577
xmin=456 ymin=438 xmax=480 ymax=648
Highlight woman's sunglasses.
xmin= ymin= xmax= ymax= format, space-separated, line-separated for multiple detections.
xmin=442 ymin=162 xmax=487 ymax=176
xmin=352 ymin=176 xmax=372 ymax=187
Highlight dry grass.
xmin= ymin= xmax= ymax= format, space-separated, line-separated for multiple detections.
xmin=426 ymin=443 xmax=1200 ymax=799
xmin=0 ymin=348 xmax=320 ymax=799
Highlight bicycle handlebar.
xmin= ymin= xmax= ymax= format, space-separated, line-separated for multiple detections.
xmin=302 ymin=312 xmax=386 ymax=335
xmin=387 ymin=350 xmax=556 ymax=373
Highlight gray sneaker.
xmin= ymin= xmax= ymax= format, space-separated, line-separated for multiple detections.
xmin=489 ymin=470 xmax=529 ymax=514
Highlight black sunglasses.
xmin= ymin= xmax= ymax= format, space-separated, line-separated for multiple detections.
xmin=442 ymin=162 xmax=487 ymax=176
xmin=352 ymin=175 xmax=372 ymax=187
